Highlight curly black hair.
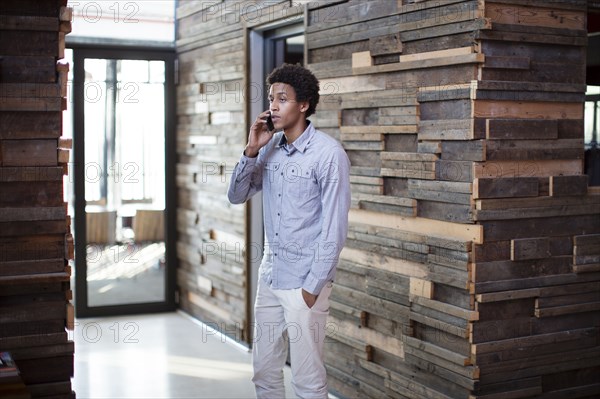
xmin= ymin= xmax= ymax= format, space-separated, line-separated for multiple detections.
xmin=266 ymin=64 xmax=320 ymax=118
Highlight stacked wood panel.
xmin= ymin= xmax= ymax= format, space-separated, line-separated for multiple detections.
xmin=0 ymin=0 xmax=75 ymax=397
xmin=472 ymin=1 xmax=599 ymax=398
xmin=175 ymin=1 xmax=250 ymax=341
xmin=306 ymin=0 xmax=598 ymax=398
xmin=175 ymin=0 xmax=597 ymax=397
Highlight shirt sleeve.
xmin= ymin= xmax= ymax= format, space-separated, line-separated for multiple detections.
xmin=227 ymin=152 xmax=263 ymax=204
xmin=302 ymin=145 xmax=351 ymax=295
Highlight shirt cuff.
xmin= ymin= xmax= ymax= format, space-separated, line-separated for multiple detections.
xmin=302 ymin=272 xmax=327 ymax=296
xmin=235 ymin=153 xmax=258 ymax=181
xmin=240 ymin=153 xmax=258 ymax=167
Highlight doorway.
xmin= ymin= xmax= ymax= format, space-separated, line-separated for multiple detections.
xmin=71 ymin=46 xmax=176 ymax=317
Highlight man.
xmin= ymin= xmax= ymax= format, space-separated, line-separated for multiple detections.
xmin=227 ymin=64 xmax=351 ymax=399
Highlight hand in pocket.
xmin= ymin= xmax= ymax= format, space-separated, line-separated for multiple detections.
xmin=301 ymin=289 xmax=318 ymax=309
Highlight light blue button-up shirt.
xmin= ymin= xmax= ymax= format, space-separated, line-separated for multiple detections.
xmin=228 ymin=121 xmax=351 ymax=295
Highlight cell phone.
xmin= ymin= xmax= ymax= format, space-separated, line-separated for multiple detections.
xmin=266 ymin=112 xmax=275 ymax=132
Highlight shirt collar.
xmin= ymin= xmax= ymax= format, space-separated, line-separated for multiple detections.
xmin=277 ymin=120 xmax=314 ymax=154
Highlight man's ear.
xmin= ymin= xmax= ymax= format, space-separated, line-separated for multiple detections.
xmin=299 ymin=101 xmax=309 ymax=113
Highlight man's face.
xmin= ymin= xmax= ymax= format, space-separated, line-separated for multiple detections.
xmin=268 ymin=83 xmax=307 ymax=131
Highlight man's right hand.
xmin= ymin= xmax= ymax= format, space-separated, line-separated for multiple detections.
xmin=244 ymin=111 xmax=275 ymax=158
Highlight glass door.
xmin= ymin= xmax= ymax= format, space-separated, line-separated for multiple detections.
xmin=72 ymin=47 xmax=176 ymax=317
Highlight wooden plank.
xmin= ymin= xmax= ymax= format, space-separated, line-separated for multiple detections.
xmin=351 ymin=51 xmax=372 ymax=68
xmin=482 ymin=0 xmax=587 ymax=12
xmin=476 ymin=288 xmax=540 ymax=303
xmin=476 ymin=28 xmax=587 ymax=46
xmin=442 ymin=141 xmax=485 ymax=161
xmin=418 ymin=200 xmax=473 ymax=224
xmin=381 ymin=152 xmax=438 ymax=162
xmin=0 ymin=112 xmax=62 ymax=139
xmin=485 ymin=2 xmax=585 ymax=30
xmin=473 ymin=177 xmax=539 ymax=199
xmin=486 ymin=139 xmax=583 ymax=161
xmin=473 ymin=272 xmax=600 ymax=294
xmin=409 ymin=187 xmax=472 ymax=205
xmin=418 ymin=119 xmax=473 ymax=141
xmin=573 ymin=263 xmax=600 ymax=273
xmin=418 ymin=83 xmax=473 ymax=103
xmin=436 ymin=160 xmax=473 ymax=182
xmin=0 ymin=56 xmax=57 ymax=83
xmin=329 ymin=315 xmax=405 ymax=358
xmin=549 ymin=175 xmax=588 ymax=197
xmin=409 ymin=179 xmax=472 ymax=195
xmin=384 ymin=134 xmax=417 ymax=153
xmin=0 ymin=167 xmax=63 ymax=182
xmin=471 ymin=327 xmax=598 ymax=355
xmin=421 ymin=99 xmax=472 ymax=121
xmin=353 ymin=52 xmax=485 ymax=75
xmin=0 ymin=220 xmax=67 ymax=237
xmin=535 ymin=301 xmax=600 ymax=318
xmin=418 ymin=141 xmax=442 ymax=154
xmin=574 ymin=234 xmax=600 ymax=248
xmin=473 ymin=160 xmax=582 ymax=178
xmin=410 ymin=277 xmax=434 ymax=299
xmin=349 ymin=209 xmax=483 ymax=243
xmin=572 ymin=240 xmax=600 ymax=269
xmin=0 ymin=207 xmax=66 ymax=222
xmin=0 ymin=272 xmax=70 ymax=286
xmin=0 ymin=97 xmax=62 ymax=112
xmin=473 ymin=101 xmax=583 ymax=120
xmin=484 ymin=55 xmax=530 ymax=70
xmin=59 ymin=6 xmax=73 ymax=22
xmin=475 ymin=203 xmax=600 ymax=221
xmin=538 ymin=281 xmax=600 ymax=297
xmin=0 ymin=83 xmax=61 ymax=99
xmin=403 ymin=335 xmax=470 ymax=366
xmin=486 ymin=119 xmax=558 ymax=140
xmin=0 ymin=140 xmax=57 ymax=167
xmin=476 ymin=193 xmax=600 ymax=211
xmin=411 ymin=296 xmax=478 ymax=321
xmin=381 ymin=167 xmax=435 ymax=180
xmin=0 ymin=181 xmax=64 ymax=207
xmin=379 ymin=106 xmax=418 ymax=125
xmin=399 ymin=46 xmax=475 ymax=63
xmin=341 ymin=125 xmax=418 ymax=134
xmin=484 ymin=215 xmax=600 ymax=242
xmin=369 ymin=32 xmax=402 ymax=56
xmin=0 ymin=31 xmax=59 ymax=57
xmin=340 ymin=246 xmax=427 ymax=282
xmin=0 ymin=259 xmax=64 ymax=276
xmin=511 ymin=238 xmax=550 ymax=261
xmin=536 ymin=291 xmax=600 ymax=308
xmin=476 ymin=80 xmax=585 ymax=94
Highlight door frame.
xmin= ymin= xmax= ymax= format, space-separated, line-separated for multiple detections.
xmin=71 ymin=44 xmax=177 ymax=317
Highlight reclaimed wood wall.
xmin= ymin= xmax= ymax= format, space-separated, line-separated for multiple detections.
xmin=175 ymin=0 xmax=598 ymax=398
xmin=0 ymin=0 xmax=75 ymax=397
xmin=307 ymin=0 xmax=599 ymax=398
xmin=176 ymin=0 xmax=250 ymax=341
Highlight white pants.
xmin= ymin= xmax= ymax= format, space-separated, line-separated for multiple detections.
xmin=252 ymin=277 xmax=333 ymax=399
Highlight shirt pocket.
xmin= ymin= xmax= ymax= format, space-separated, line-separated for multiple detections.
xmin=262 ymin=162 xmax=280 ymax=191
xmin=289 ymin=167 xmax=319 ymax=201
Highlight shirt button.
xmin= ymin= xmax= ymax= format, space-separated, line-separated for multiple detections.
xmin=278 ymin=193 xmax=281 ymax=197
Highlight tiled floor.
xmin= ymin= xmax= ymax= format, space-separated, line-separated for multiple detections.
xmin=71 ymin=312 xmax=296 ymax=398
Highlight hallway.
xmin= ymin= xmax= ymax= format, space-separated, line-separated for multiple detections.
xmin=71 ymin=312 xmax=296 ymax=398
